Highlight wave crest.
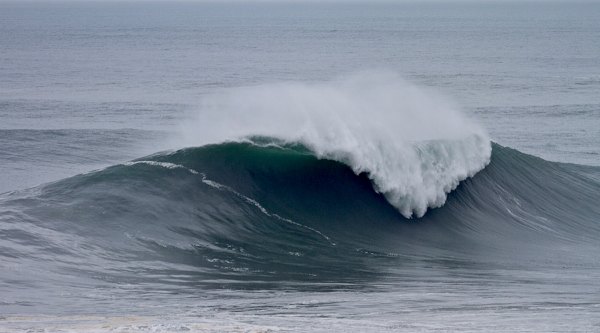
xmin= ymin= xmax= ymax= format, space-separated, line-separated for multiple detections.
xmin=179 ymin=72 xmax=491 ymax=217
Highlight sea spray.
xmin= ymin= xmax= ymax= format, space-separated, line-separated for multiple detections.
xmin=178 ymin=72 xmax=492 ymax=217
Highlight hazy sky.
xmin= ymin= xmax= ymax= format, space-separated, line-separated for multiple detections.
xmin=1 ymin=0 xmax=594 ymax=2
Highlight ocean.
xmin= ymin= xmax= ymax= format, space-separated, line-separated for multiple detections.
xmin=0 ymin=1 xmax=599 ymax=332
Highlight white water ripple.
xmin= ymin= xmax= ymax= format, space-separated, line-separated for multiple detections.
xmin=123 ymin=160 xmax=199 ymax=174
xmin=199 ymin=173 xmax=335 ymax=245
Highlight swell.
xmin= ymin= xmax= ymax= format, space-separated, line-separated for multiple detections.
xmin=0 ymin=141 xmax=599 ymax=292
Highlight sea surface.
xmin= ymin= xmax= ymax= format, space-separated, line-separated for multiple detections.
xmin=1 ymin=1 xmax=599 ymax=332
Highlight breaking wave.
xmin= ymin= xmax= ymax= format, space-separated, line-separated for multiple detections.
xmin=177 ymin=72 xmax=491 ymax=217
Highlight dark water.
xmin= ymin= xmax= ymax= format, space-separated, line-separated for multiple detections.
xmin=1 ymin=1 xmax=600 ymax=332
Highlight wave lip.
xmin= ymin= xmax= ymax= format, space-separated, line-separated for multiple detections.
xmin=180 ymin=72 xmax=492 ymax=217
xmin=344 ymin=136 xmax=492 ymax=218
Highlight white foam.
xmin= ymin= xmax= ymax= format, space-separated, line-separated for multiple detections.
xmin=124 ymin=161 xmax=199 ymax=175
xmin=178 ymin=71 xmax=491 ymax=218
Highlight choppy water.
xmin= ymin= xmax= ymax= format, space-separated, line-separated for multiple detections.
xmin=1 ymin=1 xmax=599 ymax=332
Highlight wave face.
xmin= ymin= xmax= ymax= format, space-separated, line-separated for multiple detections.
xmin=178 ymin=72 xmax=491 ymax=217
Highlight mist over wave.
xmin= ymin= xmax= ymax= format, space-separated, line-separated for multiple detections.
xmin=178 ymin=72 xmax=491 ymax=217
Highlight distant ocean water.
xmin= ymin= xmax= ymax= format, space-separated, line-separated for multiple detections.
xmin=1 ymin=1 xmax=599 ymax=332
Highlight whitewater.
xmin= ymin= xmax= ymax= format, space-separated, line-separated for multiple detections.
xmin=178 ymin=72 xmax=492 ymax=217
xmin=1 ymin=1 xmax=599 ymax=332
